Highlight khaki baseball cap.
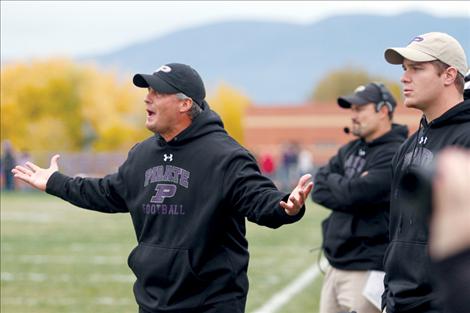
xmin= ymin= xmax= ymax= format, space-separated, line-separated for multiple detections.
xmin=384 ymin=32 xmax=468 ymax=76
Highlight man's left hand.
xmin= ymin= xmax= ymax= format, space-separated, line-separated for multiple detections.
xmin=280 ymin=174 xmax=314 ymax=215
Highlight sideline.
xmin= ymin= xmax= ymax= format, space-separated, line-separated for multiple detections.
xmin=252 ymin=258 xmax=328 ymax=313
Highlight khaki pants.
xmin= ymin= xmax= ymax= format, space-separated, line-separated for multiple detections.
xmin=319 ymin=266 xmax=381 ymax=313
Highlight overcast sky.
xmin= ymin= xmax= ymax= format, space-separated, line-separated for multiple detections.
xmin=1 ymin=1 xmax=469 ymax=62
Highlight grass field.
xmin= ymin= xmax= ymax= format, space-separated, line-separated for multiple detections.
xmin=1 ymin=191 xmax=329 ymax=313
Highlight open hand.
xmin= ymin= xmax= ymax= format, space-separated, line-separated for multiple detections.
xmin=12 ymin=154 xmax=61 ymax=191
xmin=280 ymin=174 xmax=314 ymax=216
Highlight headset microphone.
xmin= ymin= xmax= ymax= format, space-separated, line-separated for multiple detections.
xmin=343 ymin=127 xmax=350 ymax=134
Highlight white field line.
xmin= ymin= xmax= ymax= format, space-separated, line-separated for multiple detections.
xmin=2 ymin=253 xmax=327 ymax=311
xmin=1 ymin=272 xmax=135 ymax=283
xmin=252 ymin=258 xmax=328 ymax=313
xmin=1 ymin=243 xmax=129 ymax=252
xmin=1 ymin=212 xmax=59 ymax=223
xmin=2 ymin=254 xmax=124 ymax=265
xmin=2 ymin=296 xmax=133 ymax=306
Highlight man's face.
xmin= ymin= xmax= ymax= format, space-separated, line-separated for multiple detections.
xmin=400 ymin=59 xmax=445 ymax=110
xmin=144 ymin=87 xmax=183 ymax=135
xmin=350 ymin=103 xmax=382 ymax=141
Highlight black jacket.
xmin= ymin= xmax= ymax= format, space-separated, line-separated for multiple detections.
xmin=46 ymin=107 xmax=304 ymax=313
xmin=312 ymin=124 xmax=408 ymax=270
xmin=434 ymin=249 xmax=470 ymax=313
xmin=383 ymin=99 xmax=470 ymax=313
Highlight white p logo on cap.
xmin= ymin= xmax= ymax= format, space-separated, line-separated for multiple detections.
xmin=354 ymin=85 xmax=366 ymax=93
xmin=155 ymin=65 xmax=172 ymax=73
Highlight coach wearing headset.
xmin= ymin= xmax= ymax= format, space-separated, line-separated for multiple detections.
xmin=311 ymin=83 xmax=408 ymax=313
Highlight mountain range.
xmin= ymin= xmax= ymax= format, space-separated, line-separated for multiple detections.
xmin=85 ymin=12 xmax=470 ymax=105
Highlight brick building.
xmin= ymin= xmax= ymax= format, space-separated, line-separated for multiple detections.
xmin=244 ymin=102 xmax=422 ymax=166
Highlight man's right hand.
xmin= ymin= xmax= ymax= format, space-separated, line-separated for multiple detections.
xmin=12 ymin=154 xmax=61 ymax=191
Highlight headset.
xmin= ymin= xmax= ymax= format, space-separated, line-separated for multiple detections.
xmin=344 ymin=82 xmax=395 ymax=134
xmin=371 ymin=82 xmax=394 ymax=113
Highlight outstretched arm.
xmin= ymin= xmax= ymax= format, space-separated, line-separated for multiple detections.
xmin=224 ymin=150 xmax=312 ymax=228
xmin=13 ymin=154 xmax=129 ymax=213
xmin=12 ymin=154 xmax=60 ymax=191
xmin=281 ymin=174 xmax=314 ymax=216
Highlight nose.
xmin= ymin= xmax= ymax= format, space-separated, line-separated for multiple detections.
xmin=351 ymin=111 xmax=359 ymax=121
xmin=401 ymin=70 xmax=410 ymax=84
xmin=144 ymin=92 xmax=152 ymax=105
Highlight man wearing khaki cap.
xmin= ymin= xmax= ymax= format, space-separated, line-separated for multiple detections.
xmin=382 ymin=32 xmax=470 ymax=313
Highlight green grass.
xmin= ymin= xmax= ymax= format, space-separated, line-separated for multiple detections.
xmin=1 ymin=191 xmax=329 ymax=313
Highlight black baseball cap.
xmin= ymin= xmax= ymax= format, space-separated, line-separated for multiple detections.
xmin=133 ymin=63 xmax=206 ymax=106
xmin=337 ymin=82 xmax=396 ymax=110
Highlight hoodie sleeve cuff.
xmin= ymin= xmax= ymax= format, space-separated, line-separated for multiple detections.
xmin=45 ymin=171 xmax=69 ymax=197
xmin=279 ymin=193 xmax=306 ymax=223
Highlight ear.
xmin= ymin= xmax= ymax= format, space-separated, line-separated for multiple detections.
xmin=443 ymin=67 xmax=459 ymax=87
xmin=179 ymin=98 xmax=193 ymax=113
xmin=377 ymin=103 xmax=390 ymax=119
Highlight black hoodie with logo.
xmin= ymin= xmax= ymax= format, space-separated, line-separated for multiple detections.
xmin=312 ymin=124 xmax=408 ymax=270
xmin=383 ymin=99 xmax=470 ymax=313
xmin=46 ymin=108 xmax=304 ymax=313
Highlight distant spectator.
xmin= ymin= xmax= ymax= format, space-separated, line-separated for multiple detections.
xmin=298 ymin=147 xmax=314 ymax=176
xmin=280 ymin=141 xmax=299 ymax=190
xmin=16 ymin=150 xmax=32 ymax=191
xmin=260 ymin=152 xmax=276 ymax=179
xmin=2 ymin=140 xmax=17 ymax=191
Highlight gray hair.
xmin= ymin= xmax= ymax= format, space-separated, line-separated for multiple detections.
xmin=176 ymin=92 xmax=202 ymax=120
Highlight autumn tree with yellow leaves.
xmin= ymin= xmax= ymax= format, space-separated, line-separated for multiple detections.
xmin=1 ymin=60 xmax=252 ymax=152
xmin=208 ymin=83 xmax=251 ymax=145
xmin=1 ymin=59 xmax=148 ymax=152
xmin=311 ymin=66 xmax=402 ymax=104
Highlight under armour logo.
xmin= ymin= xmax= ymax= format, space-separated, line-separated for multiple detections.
xmin=418 ymin=136 xmax=428 ymax=145
xmin=163 ymin=154 xmax=173 ymax=162
xmin=358 ymin=149 xmax=366 ymax=156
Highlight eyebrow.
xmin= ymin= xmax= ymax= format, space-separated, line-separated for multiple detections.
xmin=402 ymin=61 xmax=425 ymax=69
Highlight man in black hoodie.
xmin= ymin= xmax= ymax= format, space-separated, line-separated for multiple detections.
xmin=311 ymin=82 xmax=408 ymax=313
xmin=382 ymin=32 xmax=470 ymax=313
xmin=12 ymin=63 xmax=313 ymax=313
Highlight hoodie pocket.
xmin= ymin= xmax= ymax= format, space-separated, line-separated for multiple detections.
xmin=383 ymin=241 xmax=435 ymax=312
xmin=128 ymin=243 xmax=208 ymax=310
